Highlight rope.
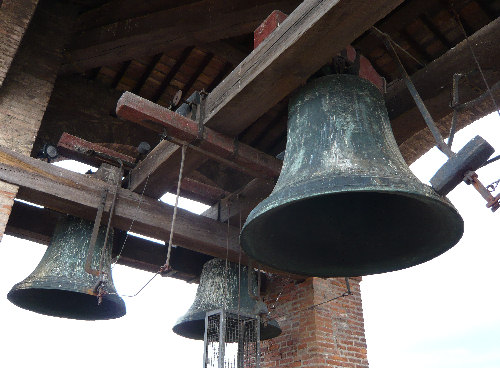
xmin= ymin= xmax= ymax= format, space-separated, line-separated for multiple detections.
xmin=98 ymin=161 xmax=123 ymax=277
xmin=111 ymin=144 xmax=187 ymax=298
xmin=270 ymin=289 xmax=352 ymax=321
xmin=370 ymin=26 xmax=426 ymax=68
xmin=163 ymin=144 xmax=187 ymax=270
xmin=111 ymin=173 xmax=151 ymax=268
xmin=451 ymin=7 xmax=500 ymax=118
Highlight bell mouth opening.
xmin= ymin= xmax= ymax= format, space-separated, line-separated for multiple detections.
xmin=7 ymin=288 xmax=126 ymax=320
xmin=241 ymin=191 xmax=463 ymax=277
xmin=173 ymin=313 xmax=282 ymax=341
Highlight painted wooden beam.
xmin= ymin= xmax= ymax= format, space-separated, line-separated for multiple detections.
xmin=116 ymin=92 xmax=282 ymax=183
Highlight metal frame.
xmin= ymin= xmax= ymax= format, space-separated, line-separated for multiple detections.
xmin=203 ymin=309 xmax=261 ymax=368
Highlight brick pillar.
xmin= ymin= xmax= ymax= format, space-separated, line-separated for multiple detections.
xmin=262 ymin=277 xmax=368 ymax=368
xmin=0 ymin=0 xmax=76 ymax=241
xmin=0 ymin=0 xmax=39 ymax=87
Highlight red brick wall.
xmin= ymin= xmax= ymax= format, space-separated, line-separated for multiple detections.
xmin=0 ymin=0 xmax=39 ymax=87
xmin=262 ymin=277 xmax=368 ymax=368
xmin=0 ymin=0 xmax=76 ymax=240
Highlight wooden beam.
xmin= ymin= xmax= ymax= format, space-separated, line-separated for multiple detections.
xmin=202 ymin=178 xmax=275 ymax=226
xmin=57 ymin=132 xmax=136 ymax=169
xmin=116 ymin=92 xmax=282 ymax=181
xmin=0 ymin=146 xmax=241 ymax=262
xmin=386 ymin=17 xmax=500 ymax=154
xmin=0 ymin=147 xmax=301 ymax=278
xmin=62 ymin=0 xmax=302 ymax=73
xmin=203 ymin=0 xmax=404 ymax=136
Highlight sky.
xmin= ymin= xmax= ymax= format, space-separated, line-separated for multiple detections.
xmin=0 ymin=112 xmax=499 ymax=367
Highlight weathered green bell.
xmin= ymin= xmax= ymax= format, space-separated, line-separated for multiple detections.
xmin=7 ymin=215 xmax=126 ymax=320
xmin=172 ymin=258 xmax=281 ymax=340
xmin=240 ymin=74 xmax=464 ymax=277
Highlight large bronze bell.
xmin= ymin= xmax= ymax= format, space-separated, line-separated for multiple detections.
xmin=240 ymin=74 xmax=464 ymax=277
xmin=172 ymin=258 xmax=281 ymax=340
xmin=7 ymin=215 xmax=126 ymax=320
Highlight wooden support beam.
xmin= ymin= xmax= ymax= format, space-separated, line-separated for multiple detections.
xmin=63 ymin=0 xmax=302 ymax=73
xmin=6 ymin=200 xmax=59 ymax=246
xmin=203 ymin=0 xmax=404 ymax=136
xmin=202 ymin=178 xmax=275 ymax=226
xmin=0 ymin=147 xmax=300 ymax=278
xmin=117 ymin=92 xmax=282 ymax=180
xmin=386 ymin=16 xmax=500 ymax=162
xmin=57 ymin=132 xmax=136 ymax=169
xmin=0 ymin=146 xmax=241 ymax=262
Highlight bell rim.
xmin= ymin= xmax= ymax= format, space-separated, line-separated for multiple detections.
xmin=241 ymin=186 xmax=464 ymax=277
xmin=173 ymin=311 xmax=282 ymax=341
xmin=7 ymin=285 xmax=126 ymax=320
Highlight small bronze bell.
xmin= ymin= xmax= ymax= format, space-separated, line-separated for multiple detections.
xmin=173 ymin=258 xmax=281 ymax=340
xmin=240 ymin=74 xmax=464 ymax=277
xmin=7 ymin=215 xmax=126 ymax=320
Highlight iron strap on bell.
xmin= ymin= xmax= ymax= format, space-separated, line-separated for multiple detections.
xmin=173 ymin=258 xmax=281 ymax=340
xmin=7 ymin=215 xmax=126 ymax=320
xmin=240 ymin=74 xmax=464 ymax=277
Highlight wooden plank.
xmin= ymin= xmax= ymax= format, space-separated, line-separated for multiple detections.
xmin=203 ymin=0 xmax=404 ymax=136
xmin=0 ymin=146 xmax=241 ymax=262
xmin=63 ymin=0 xmax=302 ymax=73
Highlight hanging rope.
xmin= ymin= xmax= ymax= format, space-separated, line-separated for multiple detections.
xmin=370 ymin=26 xmax=426 ymax=68
xmin=162 ymin=144 xmax=188 ymax=271
xmin=450 ymin=6 xmax=500 ymax=118
xmin=112 ymin=173 xmax=151 ymax=268
xmin=111 ymin=144 xmax=188 ymax=298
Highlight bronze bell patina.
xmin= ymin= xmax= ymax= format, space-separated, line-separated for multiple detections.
xmin=173 ymin=258 xmax=281 ymax=340
xmin=240 ymin=74 xmax=464 ymax=277
xmin=7 ymin=215 xmax=126 ymax=320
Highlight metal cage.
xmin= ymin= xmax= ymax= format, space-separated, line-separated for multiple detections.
xmin=203 ymin=309 xmax=261 ymax=368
